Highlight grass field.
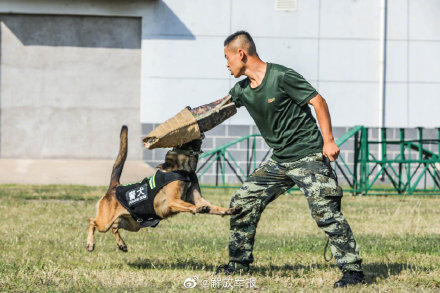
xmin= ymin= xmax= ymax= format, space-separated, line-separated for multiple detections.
xmin=0 ymin=184 xmax=439 ymax=292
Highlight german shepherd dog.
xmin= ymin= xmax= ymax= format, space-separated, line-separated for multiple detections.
xmin=86 ymin=126 xmax=241 ymax=252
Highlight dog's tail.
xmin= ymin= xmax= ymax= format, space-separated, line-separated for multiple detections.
xmin=108 ymin=125 xmax=128 ymax=190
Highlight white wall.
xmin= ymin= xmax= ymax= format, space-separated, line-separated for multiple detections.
xmin=141 ymin=0 xmax=440 ymax=128
xmin=1 ymin=0 xmax=439 ymax=128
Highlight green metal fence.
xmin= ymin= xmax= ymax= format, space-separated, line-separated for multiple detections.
xmin=197 ymin=134 xmax=270 ymax=186
xmin=197 ymin=126 xmax=440 ymax=195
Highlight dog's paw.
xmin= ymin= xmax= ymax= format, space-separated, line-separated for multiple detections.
xmin=196 ymin=206 xmax=211 ymax=213
xmin=118 ymin=245 xmax=128 ymax=252
xmin=229 ymin=206 xmax=243 ymax=215
xmin=86 ymin=243 xmax=95 ymax=252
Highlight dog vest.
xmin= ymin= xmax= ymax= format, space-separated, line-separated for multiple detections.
xmin=116 ymin=170 xmax=196 ymax=228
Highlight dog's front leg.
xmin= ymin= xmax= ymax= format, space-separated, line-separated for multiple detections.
xmin=157 ymin=181 xmax=209 ymax=216
xmin=190 ymin=184 xmax=242 ymax=216
xmin=167 ymin=198 xmax=209 ymax=214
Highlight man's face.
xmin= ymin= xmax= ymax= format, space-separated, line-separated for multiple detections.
xmin=224 ymin=46 xmax=244 ymax=78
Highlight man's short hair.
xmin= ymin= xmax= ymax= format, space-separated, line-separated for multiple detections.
xmin=224 ymin=31 xmax=257 ymax=55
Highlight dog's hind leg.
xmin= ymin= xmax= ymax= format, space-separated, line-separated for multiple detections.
xmin=87 ymin=198 xmax=115 ymax=252
xmin=87 ymin=194 xmax=128 ymax=252
xmin=112 ymin=217 xmax=140 ymax=252
xmin=118 ymin=216 xmax=141 ymax=231
xmin=112 ymin=219 xmax=128 ymax=252
xmin=87 ymin=218 xmax=97 ymax=252
xmin=87 ymin=213 xmax=119 ymax=252
xmin=87 ymin=126 xmax=129 ymax=252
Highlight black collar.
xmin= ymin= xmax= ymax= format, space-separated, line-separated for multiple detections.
xmin=170 ymin=148 xmax=203 ymax=156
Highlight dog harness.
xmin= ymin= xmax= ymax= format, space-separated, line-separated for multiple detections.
xmin=116 ymin=170 xmax=197 ymax=228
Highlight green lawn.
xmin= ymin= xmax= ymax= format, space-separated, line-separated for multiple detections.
xmin=0 ymin=184 xmax=439 ymax=292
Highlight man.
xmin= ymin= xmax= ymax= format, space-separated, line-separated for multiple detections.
xmin=216 ymin=31 xmax=364 ymax=288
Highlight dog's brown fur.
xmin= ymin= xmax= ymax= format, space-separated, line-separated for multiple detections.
xmin=86 ymin=126 xmax=240 ymax=252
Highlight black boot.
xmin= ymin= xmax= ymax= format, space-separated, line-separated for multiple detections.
xmin=334 ymin=271 xmax=365 ymax=288
xmin=216 ymin=262 xmax=249 ymax=275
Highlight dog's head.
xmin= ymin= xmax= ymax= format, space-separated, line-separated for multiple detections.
xmin=157 ymin=138 xmax=202 ymax=172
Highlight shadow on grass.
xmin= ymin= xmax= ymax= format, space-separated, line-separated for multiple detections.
xmin=254 ymin=262 xmax=428 ymax=284
xmin=129 ymin=258 xmax=335 ymax=276
xmin=128 ymin=259 xmax=427 ymax=283
xmin=128 ymin=258 xmax=218 ymax=272
xmin=363 ymin=262 xmax=429 ymax=284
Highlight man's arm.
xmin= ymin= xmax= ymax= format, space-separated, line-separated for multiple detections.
xmin=308 ymin=94 xmax=340 ymax=161
xmin=190 ymin=95 xmax=237 ymax=133
xmin=190 ymin=95 xmax=235 ymax=117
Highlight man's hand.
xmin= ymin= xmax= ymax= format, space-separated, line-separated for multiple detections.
xmin=323 ymin=139 xmax=340 ymax=162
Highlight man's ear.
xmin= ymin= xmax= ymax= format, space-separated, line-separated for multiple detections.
xmin=238 ymin=48 xmax=245 ymax=60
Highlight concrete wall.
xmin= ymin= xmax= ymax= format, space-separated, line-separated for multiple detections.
xmin=0 ymin=14 xmax=141 ymax=159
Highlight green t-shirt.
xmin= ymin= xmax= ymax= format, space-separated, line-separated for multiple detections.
xmin=229 ymin=63 xmax=323 ymax=162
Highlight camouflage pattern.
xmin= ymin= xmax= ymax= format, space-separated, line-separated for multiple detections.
xmin=229 ymin=152 xmax=362 ymax=272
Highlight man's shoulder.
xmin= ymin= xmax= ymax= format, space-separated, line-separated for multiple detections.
xmin=269 ymin=63 xmax=292 ymax=74
xmin=229 ymin=78 xmax=249 ymax=106
xmin=266 ymin=63 xmax=298 ymax=84
xmin=234 ymin=77 xmax=250 ymax=89
xmin=230 ymin=78 xmax=250 ymax=95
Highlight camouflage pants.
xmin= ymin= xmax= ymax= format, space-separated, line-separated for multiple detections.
xmin=229 ymin=152 xmax=362 ymax=272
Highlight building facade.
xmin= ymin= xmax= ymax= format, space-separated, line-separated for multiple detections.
xmin=0 ymin=0 xmax=439 ymax=183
